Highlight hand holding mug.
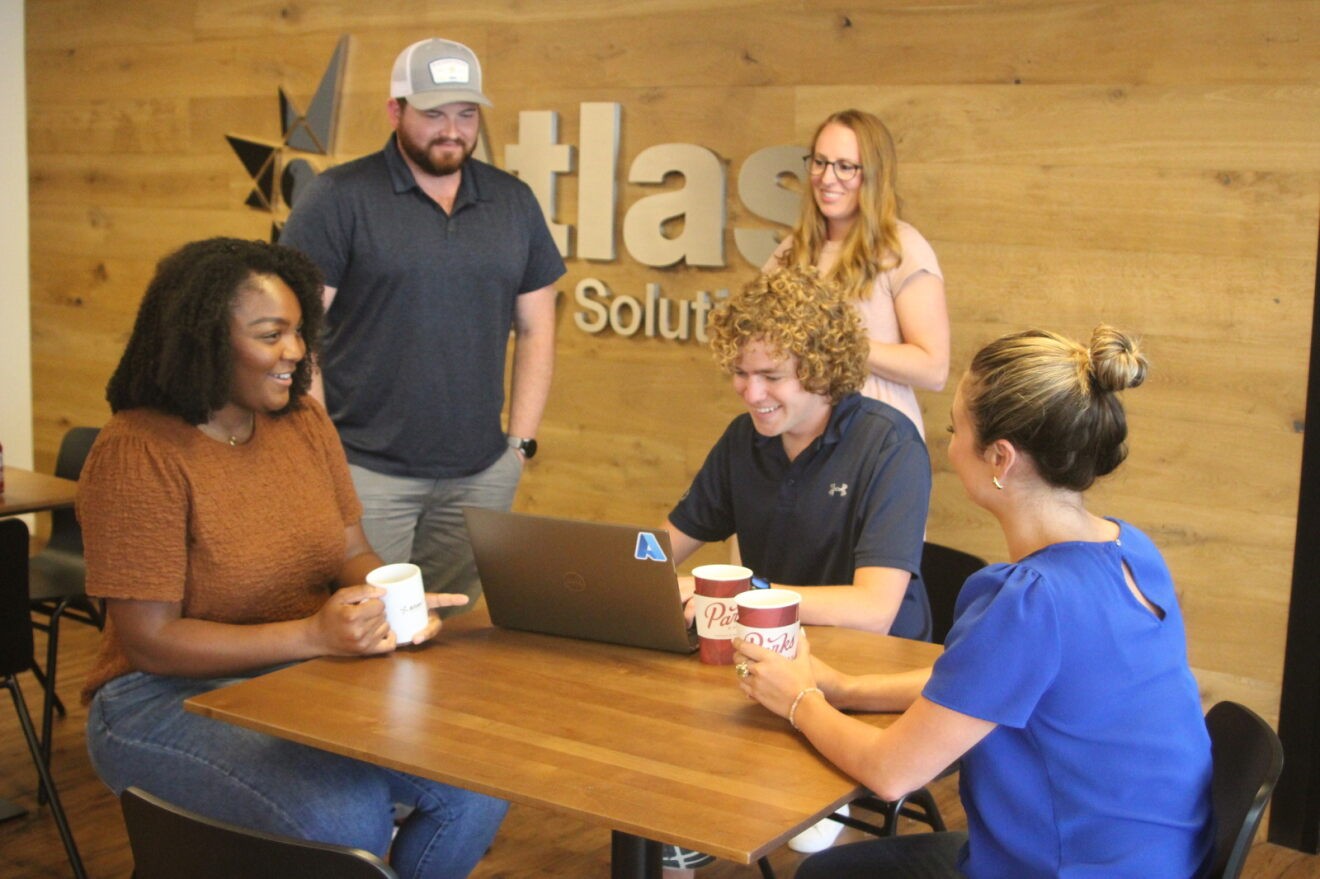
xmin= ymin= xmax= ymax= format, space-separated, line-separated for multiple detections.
xmin=733 ymin=631 xmax=819 ymax=720
xmin=316 ymin=584 xmax=394 ymax=655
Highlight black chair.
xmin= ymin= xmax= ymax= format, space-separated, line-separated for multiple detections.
xmin=0 ymin=518 xmax=87 ymax=878
xmin=28 ymin=426 xmax=104 ymax=781
xmin=121 ymin=786 xmax=399 ymax=879
xmin=1204 ymin=701 xmax=1283 ymax=879
xmin=756 ymin=542 xmax=987 ymax=877
xmin=836 ymin=542 xmax=987 ymax=836
xmin=921 ymin=541 xmax=988 ymax=645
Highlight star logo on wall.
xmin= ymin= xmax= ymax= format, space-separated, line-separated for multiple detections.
xmin=225 ymin=36 xmax=348 ymax=240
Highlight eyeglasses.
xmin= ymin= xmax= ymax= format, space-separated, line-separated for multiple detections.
xmin=803 ymin=154 xmax=862 ymax=181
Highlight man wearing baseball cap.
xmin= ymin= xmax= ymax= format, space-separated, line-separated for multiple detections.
xmin=283 ymin=39 xmax=564 ymax=614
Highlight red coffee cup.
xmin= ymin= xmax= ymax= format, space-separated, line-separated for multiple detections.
xmin=734 ymin=589 xmax=801 ymax=658
xmin=692 ymin=564 xmax=752 ymax=664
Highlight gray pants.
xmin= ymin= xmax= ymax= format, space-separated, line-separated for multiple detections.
xmin=349 ymin=447 xmax=522 ymax=614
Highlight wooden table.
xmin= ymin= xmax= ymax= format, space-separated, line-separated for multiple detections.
xmin=0 ymin=467 xmax=78 ymax=517
xmin=1 ymin=466 xmax=78 ymax=822
xmin=187 ymin=608 xmax=941 ymax=877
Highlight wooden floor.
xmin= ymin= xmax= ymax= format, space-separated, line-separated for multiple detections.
xmin=5 ymin=622 xmax=1320 ymax=878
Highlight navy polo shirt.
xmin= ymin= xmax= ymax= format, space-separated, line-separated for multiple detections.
xmin=669 ymin=393 xmax=932 ymax=639
xmin=280 ymin=136 xmax=565 ymax=478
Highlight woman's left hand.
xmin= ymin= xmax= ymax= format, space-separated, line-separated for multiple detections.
xmin=733 ymin=632 xmax=820 ymax=720
xmin=403 ymin=593 xmax=471 ymax=645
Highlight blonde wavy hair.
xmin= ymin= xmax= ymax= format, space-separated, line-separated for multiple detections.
xmin=709 ymin=267 xmax=867 ymax=403
xmin=778 ymin=109 xmax=903 ymax=302
xmin=964 ymin=325 xmax=1149 ymax=491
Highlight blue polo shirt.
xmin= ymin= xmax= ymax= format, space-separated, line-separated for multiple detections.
xmin=669 ymin=393 xmax=932 ymax=639
xmin=280 ymin=136 xmax=565 ymax=478
xmin=923 ymin=521 xmax=1213 ymax=877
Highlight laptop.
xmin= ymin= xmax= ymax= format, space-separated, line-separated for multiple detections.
xmin=463 ymin=508 xmax=698 ymax=654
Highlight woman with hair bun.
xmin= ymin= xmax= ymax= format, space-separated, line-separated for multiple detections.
xmin=733 ymin=326 xmax=1214 ymax=878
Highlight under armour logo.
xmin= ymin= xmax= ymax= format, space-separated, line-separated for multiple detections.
xmin=828 ymin=483 xmax=849 ymax=497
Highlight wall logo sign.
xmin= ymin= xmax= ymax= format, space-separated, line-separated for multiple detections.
xmin=225 ymin=37 xmax=348 ymax=240
xmin=226 ymin=36 xmax=804 ymax=343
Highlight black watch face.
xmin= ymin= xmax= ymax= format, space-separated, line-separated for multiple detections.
xmin=522 ymin=438 xmax=538 ymax=459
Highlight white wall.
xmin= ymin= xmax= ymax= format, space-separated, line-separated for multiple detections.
xmin=0 ymin=0 xmax=31 ymax=470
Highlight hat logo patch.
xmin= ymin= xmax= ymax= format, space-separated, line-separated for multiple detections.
xmin=429 ymin=58 xmax=471 ymax=85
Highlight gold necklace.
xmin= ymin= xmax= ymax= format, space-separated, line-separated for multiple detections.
xmin=203 ymin=412 xmax=255 ymax=446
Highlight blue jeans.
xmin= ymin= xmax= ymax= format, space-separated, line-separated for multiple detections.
xmin=87 ymin=669 xmax=508 ymax=879
xmin=350 ymin=447 xmax=522 ymax=612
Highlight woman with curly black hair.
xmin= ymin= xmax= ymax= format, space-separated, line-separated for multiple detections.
xmin=79 ymin=238 xmax=507 ymax=879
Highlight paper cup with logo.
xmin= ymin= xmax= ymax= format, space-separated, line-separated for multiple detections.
xmin=691 ymin=564 xmax=753 ymax=664
xmin=734 ymin=589 xmax=800 ymax=659
xmin=366 ymin=563 xmax=429 ymax=643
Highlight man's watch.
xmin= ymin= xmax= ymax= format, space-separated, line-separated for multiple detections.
xmin=507 ymin=435 xmax=538 ymax=459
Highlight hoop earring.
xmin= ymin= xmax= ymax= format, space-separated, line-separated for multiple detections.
xmin=992 ymin=476 xmax=1004 ymax=491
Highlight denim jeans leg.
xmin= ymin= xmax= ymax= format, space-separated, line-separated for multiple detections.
xmin=385 ymin=767 xmax=509 ymax=879
xmin=88 ymin=671 xmax=395 ymax=852
xmin=87 ymin=670 xmax=507 ymax=879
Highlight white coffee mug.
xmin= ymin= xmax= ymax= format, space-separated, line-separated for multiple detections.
xmin=366 ymin=563 xmax=429 ymax=643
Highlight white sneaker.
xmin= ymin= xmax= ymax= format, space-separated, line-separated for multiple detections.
xmin=786 ymin=804 xmax=849 ymax=853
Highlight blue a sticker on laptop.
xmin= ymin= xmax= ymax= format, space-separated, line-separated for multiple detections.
xmin=634 ymin=532 xmax=668 ymax=562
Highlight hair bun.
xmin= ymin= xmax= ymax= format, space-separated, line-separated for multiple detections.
xmin=1088 ymin=325 xmax=1147 ymax=392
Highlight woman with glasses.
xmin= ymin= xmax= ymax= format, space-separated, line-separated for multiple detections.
xmin=768 ymin=109 xmax=949 ymax=438
xmin=756 ymin=109 xmax=950 ymax=858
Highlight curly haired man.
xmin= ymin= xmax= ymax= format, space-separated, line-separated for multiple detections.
xmin=667 ymin=266 xmax=933 ymax=640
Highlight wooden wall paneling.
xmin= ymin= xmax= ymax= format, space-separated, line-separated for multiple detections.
xmin=188 ymin=0 xmax=787 ymax=39
xmin=796 ymin=0 xmax=1319 ymax=86
xmin=483 ymin=10 xmax=811 ymax=90
xmin=29 ymin=153 xmax=245 ymax=210
xmin=797 ymin=85 xmax=1320 ymax=171
xmin=25 ymin=0 xmax=195 ymax=50
xmin=30 ymin=205 xmax=269 ymax=260
xmin=30 ymin=255 xmax=159 ymax=318
xmin=891 ymin=164 xmax=1315 ymax=258
xmin=26 ymin=39 xmax=359 ymax=105
xmin=28 ymin=98 xmax=193 ymax=156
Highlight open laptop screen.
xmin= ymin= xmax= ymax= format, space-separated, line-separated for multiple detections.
xmin=463 ymin=508 xmax=698 ymax=654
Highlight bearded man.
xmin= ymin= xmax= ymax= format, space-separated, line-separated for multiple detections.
xmin=282 ymin=38 xmax=564 ymax=609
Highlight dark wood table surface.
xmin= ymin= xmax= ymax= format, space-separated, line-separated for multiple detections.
xmin=187 ymin=605 xmax=941 ymax=877
xmin=0 ymin=467 xmax=78 ymax=517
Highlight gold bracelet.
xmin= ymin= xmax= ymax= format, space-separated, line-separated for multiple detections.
xmin=788 ymin=686 xmax=824 ymax=730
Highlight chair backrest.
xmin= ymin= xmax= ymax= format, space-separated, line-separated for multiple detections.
xmin=45 ymin=426 xmax=100 ymax=556
xmin=0 ymin=518 xmax=34 ymax=676
xmin=121 ymin=787 xmax=399 ymax=879
xmin=920 ymin=541 xmax=986 ymax=644
xmin=1204 ymin=701 xmax=1284 ymax=879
